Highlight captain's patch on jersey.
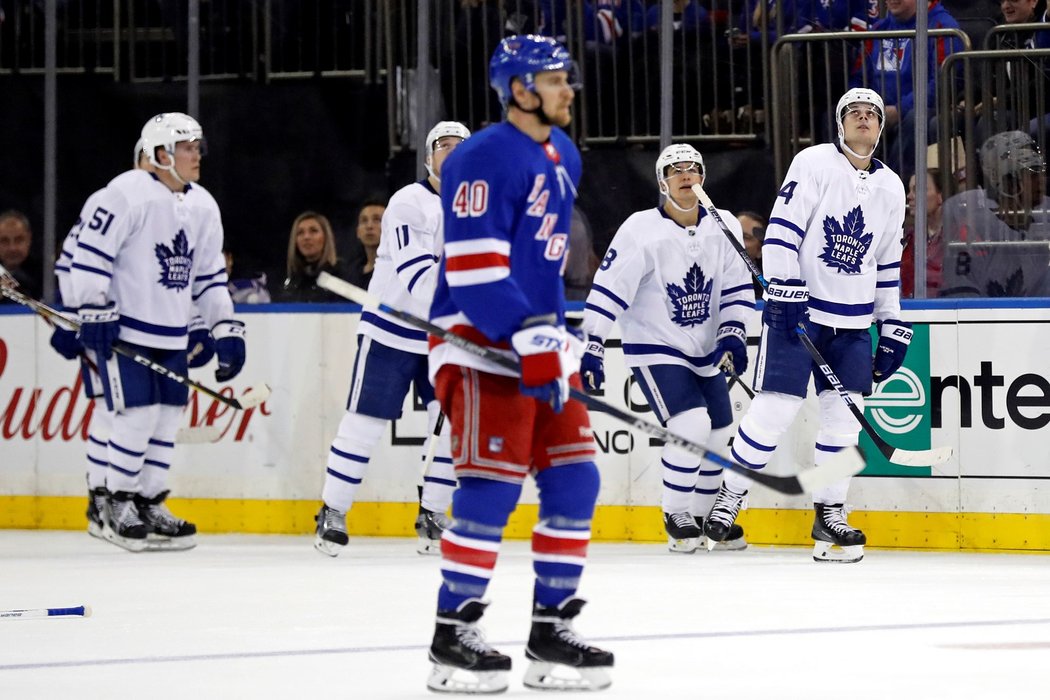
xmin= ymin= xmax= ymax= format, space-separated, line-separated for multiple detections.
xmin=155 ymin=229 xmax=195 ymax=290
xmin=819 ymin=206 xmax=872 ymax=274
xmin=665 ymin=263 xmax=713 ymax=327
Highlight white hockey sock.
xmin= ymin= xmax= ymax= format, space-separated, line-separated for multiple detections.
xmin=85 ymin=399 xmax=112 ymax=490
xmin=728 ymin=392 xmax=804 ymax=492
xmin=812 ymin=391 xmax=861 ymax=505
xmin=321 ymin=410 xmax=387 ymax=512
xmin=661 ymin=408 xmax=711 ymax=514
xmin=692 ymin=425 xmax=732 ymax=517
xmin=139 ymin=405 xmax=183 ymax=499
xmin=106 ymin=405 xmax=161 ymax=493
xmin=420 ymin=401 xmax=455 ymax=513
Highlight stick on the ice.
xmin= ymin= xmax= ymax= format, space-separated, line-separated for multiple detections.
xmin=691 ymin=182 xmax=953 ymax=468
xmin=317 ymin=272 xmax=865 ymax=496
xmin=0 ymin=605 xmax=92 ymax=620
xmin=0 ymin=285 xmax=269 ymax=411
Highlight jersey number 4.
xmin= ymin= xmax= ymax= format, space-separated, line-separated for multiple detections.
xmin=451 ymin=181 xmax=489 ymax=218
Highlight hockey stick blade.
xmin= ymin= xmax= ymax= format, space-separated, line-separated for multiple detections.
xmin=317 ymin=273 xmax=864 ymax=495
xmin=175 ymin=425 xmax=222 ymax=444
xmin=690 ymin=183 xmax=954 ymax=467
xmin=236 ymin=383 xmax=271 ymax=409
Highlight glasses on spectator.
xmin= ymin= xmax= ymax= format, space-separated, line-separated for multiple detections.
xmin=667 ymin=162 xmax=703 ymax=176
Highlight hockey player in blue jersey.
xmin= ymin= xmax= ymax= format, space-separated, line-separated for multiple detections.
xmin=705 ymin=88 xmax=908 ymax=563
xmin=581 ymin=143 xmax=753 ymax=554
xmin=68 ymin=113 xmax=246 ymax=553
xmin=313 ymin=120 xmax=470 ymax=557
xmin=425 ymin=35 xmax=613 ymax=693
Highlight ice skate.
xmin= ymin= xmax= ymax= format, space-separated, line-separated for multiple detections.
xmin=663 ymin=511 xmax=702 ymax=553
xmin=427 ymin=598 xmax=510 ymax=694
xmin=523 ymin=596 xmax=613 ymax=691
xmin=136 ymin=491 xmax=197 ymax=551
xmin=102 ymin=491 xmax=149 ymax=553
xmin=86 ymin=487 xmax=108 ymax=540
xmin=415 ymin=508 xmax=451 ymax=555
xmin=703 ymin=483 xmax=748 ymax=551
xmin=694 ymin=516 xmax=747 ymax=551
xmin=812 ymin=503 xmax=866 ymax=563
xmin=314 ymin=504 xmax=348 ymax=557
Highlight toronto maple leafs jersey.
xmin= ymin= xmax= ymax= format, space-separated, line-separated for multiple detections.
xmin=56 ymin=188 xmax=105 ymax=306
xmin=357 ymin=179 xmax=441 ymax=355
xmin=68 ymin=169 xmax=233 ymax=350
xmin=583 ymin=207 xmax=755 ymax=375
xmin=429 ymin=122 xmax=582 ymax=381
xmin=763 ymin=143 xmax=906 ymax=329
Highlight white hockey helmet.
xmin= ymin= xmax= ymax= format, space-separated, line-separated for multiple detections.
xmin=655 ymin=143 xmax=705 ymax=194
xmin=140 ymin=112 xmax=206 ymax=176
xmin=424 ymin=121 xmax=471 ymax=180
xmin=980 ymin=131 xmax=1046 ymax=200
xmin=132 ymin=137 xmax=146 ymax=168
xmin=835 ymin=87 xmax=885 ymax=159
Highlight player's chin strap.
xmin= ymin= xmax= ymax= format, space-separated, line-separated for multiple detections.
xmin=660 ymin=182 xmax=698 ymax=213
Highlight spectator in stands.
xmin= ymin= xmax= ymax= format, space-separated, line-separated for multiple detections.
xmin=737 ymin=210 xmax=766 ymax=297
xmin=940 ymin=131 xmax=1050 ymax=296
xmin=0 ymin=209 xmax=42 ymax=301
xmin=224 ymin=248 xmax=271 ymax=304
xmin=985 ymin=0 xmax=1050 ymax=141
xmin=901 ymin=170 xmax=947 ymax=298
xmin=852 ymin=0 xmax=965 ymax=181
xmin=644 ymin=0 xmax=709 ymax=33
xmin=347 ymin=199 xmax=385 ymax=290
xmin=279 ymin=211 xmax=353 ymax=302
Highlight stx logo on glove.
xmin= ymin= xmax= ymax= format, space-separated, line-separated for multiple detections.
xmin=526 ymin=334 xmax=565 ymax=352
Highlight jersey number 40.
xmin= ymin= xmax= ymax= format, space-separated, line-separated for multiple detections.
xmin=451 ymin=181 xmax=489 ymax=218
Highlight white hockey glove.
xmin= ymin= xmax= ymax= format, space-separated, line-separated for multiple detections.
xmin=511 ymin=322 xmax=574 ymax=413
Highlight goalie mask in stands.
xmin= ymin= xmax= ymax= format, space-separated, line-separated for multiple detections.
xmin=424 ymin=121 xmax=471 ymax=181
xmin=835 ymin=87 xmax=885 ymax=160
xmin=140 ymin=112 xmax=207 ymax=183
xmin=489 ymin=34 xmax=578 ymax=110
xmin=980 ymin=130 xmax=1046 ymax=201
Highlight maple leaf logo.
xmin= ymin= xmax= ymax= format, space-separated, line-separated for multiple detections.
xmin=155 ymin=229 xmax=194 ymax=290
xmin=666 ymin=263 xmax=713 ymax=327
xmin=987 ymin=267 xmax=1026 ymax=297
xmin=818 ymin=206 xmax=873 ymax=274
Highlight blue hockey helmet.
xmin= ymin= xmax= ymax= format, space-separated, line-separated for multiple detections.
xmin=489 ymin=34 xmax=575 ymax=108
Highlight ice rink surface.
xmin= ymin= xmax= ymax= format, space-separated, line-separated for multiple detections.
xmin=2 ymin=531 xmax=1050 ymax=699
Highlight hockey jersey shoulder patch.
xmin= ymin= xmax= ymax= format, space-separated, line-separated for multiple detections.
xmin=818 ymin=205 xmax=872 ymax=274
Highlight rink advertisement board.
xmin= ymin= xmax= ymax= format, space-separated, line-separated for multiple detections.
xmin=1 ymin=302 xmax=1049 ymax=549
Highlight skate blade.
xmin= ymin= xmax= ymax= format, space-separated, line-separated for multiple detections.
xmin=417 ymin=537 xmax=442 ymax=555
xmin=313 ymin=536 xmax=345 ymax=557
xmin=426 ymin=663 xmax=508 ymax=694
xmin=707 ymin=537 xmax=748 ymax=552
xmin=812 ymin=541 xmax=864 ymax=563
xmin=102 ymin=528 xmax=148 ymax=553
xmin=87 ymin=521 xmax=105 ymax=540
xmin=666 ymin=536 xmax=700 ymax=554
xmin=522 ymin=660 xmax=612 ymax=691
xmin=145 ymin=536 xmax=197 ymax=552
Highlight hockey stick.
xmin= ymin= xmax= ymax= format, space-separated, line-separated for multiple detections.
xmin=0 ymin=285 xmax=269 ymax=411
xmin=691 ymin=183 xmax=953 ymax=467
xmin=0 ymin=605 xmax=92 ymax=620
xmin=421 ymin=412 xmax=446 ymax=476
xmin=317 ymin=272 xmax=864 ymax=496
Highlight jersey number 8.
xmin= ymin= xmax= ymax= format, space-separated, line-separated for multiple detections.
xmin=451 ymin=181 xmax=489 ymax=218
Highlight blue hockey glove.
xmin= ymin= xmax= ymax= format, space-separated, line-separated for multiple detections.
xmin=873 ymin=319 xmax=912 ymax=382
xmin=762 ymin=278 xmax=809 ymax=339
xmin=212 ymin=320 xmax=246 ymax=382
xmin=714 ymin=322 xmax=748 ymax=376
xmin=77 ymin=302 xmax=120 ymax=359
xmin=511 ymin=321 xmax=572 ymax=413
xmin=49 ymin=325 xmax=82 ymax=361
xmin=580 ymin=337 xmax=606 ymax=392
xmin=187 ymin=318 xmax=216 ymax=369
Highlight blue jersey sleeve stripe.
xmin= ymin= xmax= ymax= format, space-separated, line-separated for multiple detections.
xmin=877 ymin=262 xmax=901 ymax=271
xmin=722 ymin=283 xmax=753 ymax=296
xmin=590 ymin=283 xmax=629 ymax=310
xmin=720 ymin=299 xmax=756 ymax=311
xmin=769 ymin=217 xmax=806 ymax=240
xmin=55 ymin=263 xmax=71 ymax=273
xmin=406 ymin=266 xmax=429 ymax=294
xmin=70 ymin=262 xmax=112 ymax=279
xmin=194 ymin=268 xmax=228 ymax=282
xmin=584 ymin=302 xmax=617 ymax=323
xmin=876 ymin=280 xmax=899 ymax=289
xmin=808 ymin=296 xmax=875 ymax=315
xmin=764 ymin=238 xmax=799 ymax=253
xmin=622 ymin=343 xmax=721 ymax=368
xmin=360 ymin=311 xmax=428 ymax=341
xmin=192 ymin=281 xmax=228 ymax=301
xmin=119 ymin=315 xmax=188 ymax=337
xmin=720 ymin=320 xmax=746 ymax=331
xmin=75 ymin=241 xmax=116 ymax=263
xmin=397 ymin=254 xmax=436 ymax=274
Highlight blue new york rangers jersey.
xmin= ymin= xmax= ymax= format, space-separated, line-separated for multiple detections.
xmin=763 ymin=143 xmax=906 ymax=329
xmin=429 ymin=122 xmax=582 ymax=380
xmin=68 ymin=170 xmax=233 ymax=350
xmin=583 ymin=207 xmax=755 ymax=375
xmin=358 ymin=179 xmax=442 ymax=355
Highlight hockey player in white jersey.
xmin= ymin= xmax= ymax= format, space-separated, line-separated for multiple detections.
xmin=314 ymin=121 xmax=469 ymax=557
xmin=707 ymin=88 xmax=908 ymax=563
xmin=582 ymin=144 xmax=754 ymax=553
xmin=68 ymin=113 xmax=245 ymax=552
